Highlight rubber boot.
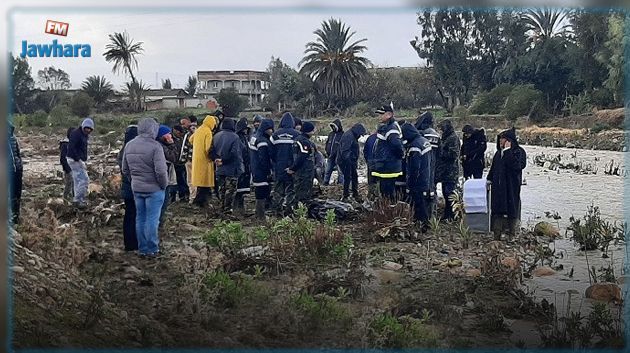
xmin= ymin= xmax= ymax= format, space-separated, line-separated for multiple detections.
xmin=255 ymin=199 xmax=266 ymax=222
xmin=233 ymin=194 xmax=245 ymax=217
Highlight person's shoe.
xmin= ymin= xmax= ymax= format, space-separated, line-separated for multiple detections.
xmin=255 ymin=199 xmax=266 ymax=222
xmin=353 ymin=195 xmax=363 ymax=203
xmin=73 ymin=202 xmax=87 ymax=210
xmin=340 ymin=196 xmax=350 ymax=203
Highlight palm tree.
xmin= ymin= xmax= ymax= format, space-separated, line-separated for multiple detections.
xmin=103 ymin=31 xmax=144 ymax=83
xmin=521 ymin=8 xmax=572 ymax=43
xmin=123 ymin=80 xmax=150 ymax=111
xmin=186 ymin=75 xmax=198 ymax=96
xmin=299 ymin=18 xmax=371 ymax=109
xmin=162 ymin=78 xmax=172 ymax=89
xmin=81 ymin=75 xmax=114 ymax=105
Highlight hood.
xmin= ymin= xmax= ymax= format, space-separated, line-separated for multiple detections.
xmin=123 ymin=125 xmax=138 ymax=144
xmin=81 ymin=118 xmax=95 ymax=130
xmin=66 ymin=127 xmax=75 ymax=139
xmin=279 ymin=112 xmax=295 ymax=129
xmin=138 ymin=118 xmax=159 ymax=139
xmin=439 ymin=119 xmax=454 ymax=136
xmin=253 ymin=115 xmax=263 ymax=124
xmin=236 ymin=117 xmax=249 ymax=134
xmin=329 ymin=119 xmax=343 ymax=133
xmin=462 ymin=124 xmax=475 ymax=135
xmin=472 ymin=128 xmax=485 ymax=138
xmin=401 ymin=123 xmax=420 ymax=143
xmin=202 ymin=115 xmax=218 ymax=130
xmin=350 ymin=123 xmax=367 ymax=138
xmin=415 ymin=111 xmax=433 ymax=130
xmin=497 ymin=127 xmax=519 ymax=148
xmin=257 ymin=118 xmax=275 ymax=137
xmin=221 ymin=117 xmax=236 ymax=132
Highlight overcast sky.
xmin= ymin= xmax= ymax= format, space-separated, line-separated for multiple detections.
xmin=10 ymin=9 xmax=425 ymax=90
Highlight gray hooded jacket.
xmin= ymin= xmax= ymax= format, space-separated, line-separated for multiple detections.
xmin=122 ymin=118 xmax=169 ymax=193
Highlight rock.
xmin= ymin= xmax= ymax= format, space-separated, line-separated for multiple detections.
xmin=382 ymin=261 xmax=403 ymax=271
xmin=533 ymin=266 xmax=556 ymax=277
xmin=440 ymin=258 xmax=463 ymax=268
xmin=125 ymin=266 xmax=142 ymax=275
xmin=585 ymin=283 xmax=622 ymax=302
xmin=533 ymin=222 xmax=560 ymax=238
xmin=239 ymin=245 xmax=268 ymax=257
xmin=126 ymin=280 xmax=136 ymax=286
xmin=501 ymin=257 xmax=520 ymax=270
xmin=27 ymin=259 xmax=36 ymax=266
xmin=466 ymin=268 xmax=481 ymax=278
xmin=88 ymin=183 xmax=103 ymax=194
xmin=11 ymin=266 xmax=25 ymax=274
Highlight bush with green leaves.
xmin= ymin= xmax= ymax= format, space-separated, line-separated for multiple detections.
xmin=470 ymin=84 xmax=513 ymax=114
xmin=501 ymin=84 xmax=545 ymax=121
xmin=204 ymin=269 xmax=257 ymax=307
xmin=70 ymin=92 xmax=94 ymax=118
xmin=48 ymin=104 xmax=78 ymax=127
xmin=588 ymin=88 xmax=615 ymax=109
xmin=452 ymin=105 xmax=470 ymax=118
xmin=290 ymin=293 xmax=352 ymax=328
xmin=591 ymin=122 xmax=611 ymax=134
xmin=27 ymin=110 xmax=48 ymax=127
xmin=369 ymin=313 xmax=439 ymax=348
xmin=203 ymin=220 xmax=250 ymax=253
xmin=565 ymin=92 xmax=593 ymax=115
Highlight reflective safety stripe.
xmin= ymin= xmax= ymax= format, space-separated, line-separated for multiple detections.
xmin=421 ymin=146 xmax=432 ymax=155
xmin=395 ymin=181 xmax=407 ymax=186
xmin=257 ymin=142 xmax=268 ymax=148
xmin=377 ymin=133 xmax=386 ymax=140
xmin=371 ymin=171 xmax=403 ymax=178
xmin=272 ymin=139 xmax=294 ymax=144
xmin=252 ymin=182 xmax=269 ymax=186
xmin=249 ymin=145 xmax=258 ymax=151
xmin=385 ymin=129 xmax=400 ymax=138
xmin=424 ymin=133 xmax=440 ymax=138
xmin=236 ymin=187 xmax=250 ymax=193
xmin=296 ymin=141 xmax=308 ymax=153
xmin=409 ymin=146 xmax=432 ymax=155
xmin=423 ymin=191 xmax=436 ymax=197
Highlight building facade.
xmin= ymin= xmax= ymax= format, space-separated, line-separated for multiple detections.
xmin=197 ymin=70 xmax=269 ymax=108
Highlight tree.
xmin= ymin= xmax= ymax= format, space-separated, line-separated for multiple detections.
xmin=299 ymin=18 xmax=371 ymax=111
xmin=70 ymin=92 xmax=94 ymax=117
xmin=571 ymin=10 xmax=610 ymax=90
xmin=264 ymin=57 xmax=311 ymax=111
xmin=216 ymin=87 xmax=248 ymax=117
xmin=103 ymin=31 xmax=144 ymax=83
xmin=81 ymin=75 xmax=114 ymax=105
xmin=162 ymin=78 xmax=172 ymax=89
xmin=37 ymin=66 xmax=71 ymax=90
xmin=186 ymin=75 xmax=197 ymax=96
xmin=522 ymin=8 xmax=572 ymax=44
xmin=10 ymin=55 xmax=35 ymax=114
xmin=123 ymin=80 xmax=150 ymax=111
xmin=597 ymin=13 xmax=627 ymax=105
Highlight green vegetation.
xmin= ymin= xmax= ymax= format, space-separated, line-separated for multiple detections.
xmin=369 ymin=313 xmax=439 ymax=348
xmin=204 ymin=269 xmax=260 ymax=308
xmin=290 ymin=293 xmax=352 ymax=328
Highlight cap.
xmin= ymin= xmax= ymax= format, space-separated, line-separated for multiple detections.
xmin=375 ymin=104 xmax=394 ymax=114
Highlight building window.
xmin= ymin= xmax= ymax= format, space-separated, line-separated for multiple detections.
xmin=212 ymin=81 xmax=219 ymax=88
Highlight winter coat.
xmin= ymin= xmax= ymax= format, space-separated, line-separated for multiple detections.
xmin=487 ymin=128 xmax=527 ymax=219
xmin=372 ymin=117 xmax=404 ymax=178
xmin=415 ymin=113 xmax=440 ymax=189
xmin=402 ymin=123 xmax=432 ymax=193
xmin=236 ymin=117 xmax=251 ymax=175
xmin=290 ymin=132 xmax=316 ymax=175
xmin=271 ymin=112 xmax=299 ymax=181
xmin=363 ymin=133 xmax=377 ymax=169
xmin=435 ymin=121 xmax=460 ymax=183
xmin=461 ymin=128 xmax=487 ymax=173
xmin=325 ymin=119 xmax=344 ymax=159
xmin=122 ymin=118 xmax=168 ymax=193
xmin=118 ymin=125 xmax=138 ymax=199
xmin=190 ymin=115 xmax=217 ymax=187
xmin=67 ymin=125 xmax=89 ymax=162
xmin=161 ymin=142 xmax=179 ymax=186
xmin=250 ymin=119 xmax=275 ymax=185
xmin=9 ymin=124 xmax=22 ymax=174
xmin=59 ymin=135 xmax=71 ymax=175
xmin=337 ymin=123 xmax=367 ymax=169
xmin=211 ymin=117 xmax=244 ymax=178
xmin=177 ymin=132 xmax=193 ymax=164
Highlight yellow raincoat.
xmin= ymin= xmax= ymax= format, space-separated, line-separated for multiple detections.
xmin=190 ymin=115 xmax=217 ymax=187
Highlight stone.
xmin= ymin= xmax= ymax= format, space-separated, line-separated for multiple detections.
xmin=382 ymin=261 xmax=403 ymax=271
xmin=501 ymin=257 xmax=520 ymax=270
xmin=585 ymin=283 xmax=622 ymax=302
xmin=11 ymin=266 xmax=24 ymax=274
xmin=126 ymin=280 xmax=136 ymax=286
xmin=88 ymin=183 xmax=103 ymax=194
xmin=565 ymin=142 xmax=576 ymax=148
xmin=533 ymin=222 xmax=560 ymax=238
xmin=27 ymin=259 xmax=36 ymax=266
xmin=533 ymin=266 xmax=556 ymax=277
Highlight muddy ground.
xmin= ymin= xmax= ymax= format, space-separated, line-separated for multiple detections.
xmin=10 ymin=132 xmax=625 ymax=349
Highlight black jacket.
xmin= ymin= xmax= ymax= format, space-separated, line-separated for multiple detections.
xmin=211 ymin=118 xmax=244 ymax=177
xmin=461 ymin=128 xmax=487 ymax=171
xmin=290 ymin=133 xmax=316 ymax=174
xmin=435 ymin=121 xmax=460 ymax=183
xmin=271 ymin=112 xmax=300 ymax=181
xmin=372 ymin=117 xmax=404 ymax=176
xmin=325 ymin=119 xmax=343 ymax=159
xmin=118 ymin=125 xmax=138 ymax=200
xmin=337 ymin=123 xmax=367 ymax=168
xmin=67 ymin=126 xmax=89 ymax=162
xmin=487 ymin=128 xmax=527 ymax=219
xmin=251 ymin=119 xmax=274 ymax=184
xmin=402 ymin=123 xmax=432 ymax=193
xmin=59 ymin=127 xmax=73 ymax=173
xmin=236 ymin=117 xmax=251 ymax=174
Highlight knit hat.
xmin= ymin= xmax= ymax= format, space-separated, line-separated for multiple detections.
xmin=302 ymin=121 xmax=315 ymax=134
xmin=157 ymin=125 xmax=171 ymax=139
xmin=462 ymin=124 xmax=475 ymax=134
xmin=81 ymin=118 xmax=94 ymax=130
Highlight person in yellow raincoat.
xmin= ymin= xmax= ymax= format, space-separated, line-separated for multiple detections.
xmin=190 ymin=115 xmax=217 ymax=207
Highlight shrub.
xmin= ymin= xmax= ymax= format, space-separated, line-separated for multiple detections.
xmin=347 ymin=101 xmax=372 ymax=117
xmin=28 ymin=110 xmax=48 ymax=127
xmin=163 ymin=109 xmax=190 ymax=126
xmin=48 ymin=104 xmax=78 ymax=127
xmin=290 ymin=293 xmax=352 ymax=328
xmin=369 ymin=313 xmax=439 ymax=348
xmin=204 ymin=269 xmax=256 ymax=307
xmin=70 ymin=92 xmax=94 ymax=118
xmin=470 ymin=84 xmax=513 ymax=114
xmin=502 ymin=84 xmax=545 ymax=121
xmin=589 ymin=88 xmax=615 ymax=109
xmin=591 ymin=122 xmax=611 ymax=134
xmin=565 ymin=93 xmax=593 ymax=115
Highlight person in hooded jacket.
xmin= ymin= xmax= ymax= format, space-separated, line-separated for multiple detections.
xmin=337 ymin=123 xmax=367 ymax=202
xmin=487 ymin=128 xmax=526 ymax=240
xmin=234 ymin=117 xmax=251 ymax=214
xmin=157 ymin=125 xmax=179 ymax=227
xmin=415 ymin=112 xmax=440 ymax=214
xmin=363 ymin=131 xmax=379 ymax=200
xmin=67 ymin=118 xmax=95 ymax=209
xmin=122 ymin=118 xmax=168 ymax=257
xmin=250 ymin=115 xmax=264 ymax=147
xmin=117 ymin=124 xmax=138 ymax=251
xmin=401 ymin=123 xmax=432 ymax=228
xmin=271 ymin=112 xmax=300 ymax=213
xmin=250 ymin=118 xmax=275 ymax=220
xmin=372 ymin=105 xmax=404 ymax=201
xmin=286 ymin=121 xmax=316 ymax=210
xmin=60 ymin=127 xmax=74 ymax=201
xmin=212 ymin=117 xmax=244 ymax=213
xmin=324 ymin=118 xmax=344 ymax=185
xmin=9 ymin=123 xmax=23 ymax=225
xmin=436 ymin=119 xmax=460 ymax=221
xmin=294 ymin=117 xmax=303 ymax=132
xmin=460 ymin=124 xmax=487 ymax=179
xmin=171 ymin=125 xmax=190 ymax=202
xmin=190 ymin=115 xmax=217 ymax=208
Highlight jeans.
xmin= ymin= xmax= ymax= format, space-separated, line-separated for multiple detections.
xmin=67 ymin=158 xmax=89 ymax=204
xmin=123 ymin=197 xmax=138 ymax=251
xmin=324 ymin=158 xmax=344 ymax=185
xmin=134 ymin=190 xmax=165 ymax=255
xmin=441 ymin=181 xmax=457 ymax=221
